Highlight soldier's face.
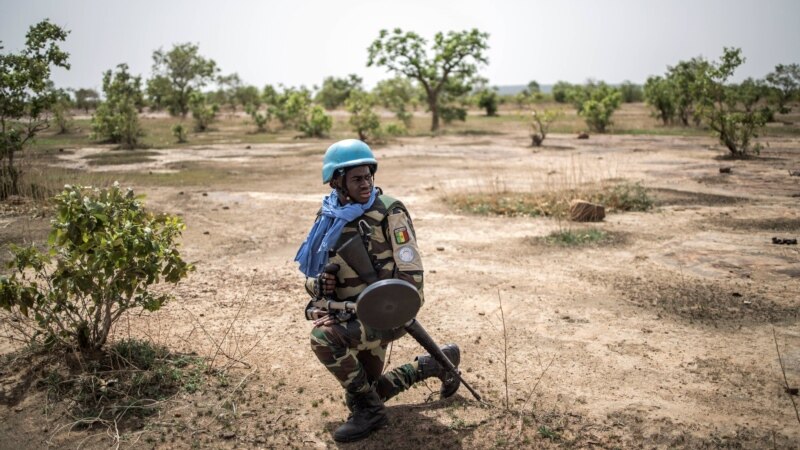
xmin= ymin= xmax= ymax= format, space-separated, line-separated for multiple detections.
xmin=344 ymin=165 xmax=373 ymax=204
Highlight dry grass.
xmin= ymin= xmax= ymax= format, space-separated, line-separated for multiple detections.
xmin=450 ymin=181 xmax=652 ymax=219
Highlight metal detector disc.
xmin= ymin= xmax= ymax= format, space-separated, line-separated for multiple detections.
xmin=356 ymin=279 xmax=421 ymax=330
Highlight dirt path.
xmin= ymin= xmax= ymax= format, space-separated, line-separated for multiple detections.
xmin=2 ymin=130 xmax=799 ymax=448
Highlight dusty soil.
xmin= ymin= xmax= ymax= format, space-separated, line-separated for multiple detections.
xmin=1 ymin=127 xmax=799 ymax=449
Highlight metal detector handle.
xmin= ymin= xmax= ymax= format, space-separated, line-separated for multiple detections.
xmin=404 ymin=319 xmax=482 ymax=401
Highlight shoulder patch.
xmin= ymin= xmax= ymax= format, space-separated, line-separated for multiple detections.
xmin=387 ymin=210 xmax=423 ymax=272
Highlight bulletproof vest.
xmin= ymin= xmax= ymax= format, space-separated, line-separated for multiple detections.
xmin=328 ymin=194 xmax=411 ymax=303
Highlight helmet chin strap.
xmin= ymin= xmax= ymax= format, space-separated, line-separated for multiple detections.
xmin=333 ymin=166 xmax=375 ymax=204
xmin=333 ymin=169 xmax=351 ymax=203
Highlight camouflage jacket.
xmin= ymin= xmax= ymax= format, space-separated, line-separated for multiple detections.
xmin=304 ymin=193 xmax=424 ymax=304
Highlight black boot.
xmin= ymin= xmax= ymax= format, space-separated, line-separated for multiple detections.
xmin=333 ymin=388 xmax=388 ymax=442
xmin=416 ymin=343 xmax=461 ymax=398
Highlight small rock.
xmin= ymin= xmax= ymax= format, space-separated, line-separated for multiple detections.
xmin=577 ymin=132 xmax=589 ymax=139
xmin=436 ymin=246 xmax=444 ymax=251
xmin=569 ymin=199 xmax=605 ymax=222
xmin=719 ymin=167 xmax=732 ymax=174
xmin=220 ymin=431 xmax=236 ymax=439
xmin=789 ymin=170 xmax=800 ymax=177
xmin=14 ymin=407 xmax=22 ymax=412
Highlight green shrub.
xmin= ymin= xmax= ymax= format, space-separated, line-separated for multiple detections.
xmin=476 ymin=88 xmax=499 ymax=116
xmin=172 ymin=123 xmax=188 ymax=143
xmin=51 ymin=89 xmax=73 ymax=134
xmin=644 ymin=76 xmax=676 ymax=125
xmin=111 ymin=337 xmax=165 ymax=370
xmin=527 ymin=109 xmax=563 ymax=146
xmin=0 ymin=183 xmax=193 ymax=351
xmin=373 ymin=77 xmax=417 ymax=127
xmin=552 ymin=81 xmax=573 ymax=103
xmin=619 ymin=81 xmax=643 ymax=103
xmin=694 ymin=48 xmax=771 ymax=157
xmin=275 ymin=89 xmax=312 ymax=128
xmin=0 ymin=20 xmax=70 ymax=199
xmin=545 ymin=228 xmax=608 ymax=246
xmin=571 ymin=83 xmax=622 ymax=133
xmin=315 ymin=74 xmax=363 ymax=110
xmin=189 ymin=91 xmax=219 ymax=132
xmin=596 ymin=181 xmax=653 ymax=211
xmin=300 ymin=105 xmax=332 ymax=137
xmin=91 ymin=64 xmax=145 ymax=148
xmin=384 ymin=123 xmax=408 ymax=136
xmin=345 ymin=91 xmax=381 ymax=142
xmin=246 ymin=104 xmax=271 ymax=132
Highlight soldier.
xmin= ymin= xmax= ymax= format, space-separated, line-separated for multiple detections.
xmin=295 ymin=139 xmax=461 ymax=442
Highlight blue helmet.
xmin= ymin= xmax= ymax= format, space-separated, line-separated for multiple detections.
xmin=321 ymin=139 xmax=378 ymax=183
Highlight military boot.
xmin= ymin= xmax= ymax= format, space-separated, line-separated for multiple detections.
xmin=333 ymin=388 xmax=388 ymax=442
xmin=416 ymin=343 xmax=461 ymax=398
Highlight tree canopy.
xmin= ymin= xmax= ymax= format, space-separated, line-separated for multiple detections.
xmin=0 ymin=19 xmax=70 ymax=198
xmin=315 ymin=74 xmax=363 ymax=110
xmin=367 ymin=28 xmax=489 ymax=131
xmin=150 ymin=43 xmax=218 ymax=117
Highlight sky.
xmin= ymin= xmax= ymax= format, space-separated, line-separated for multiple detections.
xmin=2 ymin=0 xmax=799 ymax=92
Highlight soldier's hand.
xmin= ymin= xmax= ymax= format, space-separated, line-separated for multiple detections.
xmin=313 ymin=314 xmax=338 ymax=328
xmin=318 ymin=272 xmax=336 ymax=296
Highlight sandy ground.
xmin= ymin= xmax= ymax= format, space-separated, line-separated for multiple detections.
xmin=1 ymin=129 xmax=799 ymax=449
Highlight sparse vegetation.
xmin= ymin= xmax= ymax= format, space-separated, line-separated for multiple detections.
xmin=31 ymin=338 xmax=207 ymax=430
xmin=91 ymin=64 xmax=145 ymax=148
xmin=544 ymin=228 xmax=609 ymax=246
xmin=1 ymin=17 xmax=798 ymax=450
xmin=299 ymin=105 xmax=333 ymax=138
xmin=367 ymin=28 xmax=489 ymax=131
xmin=316 ymin=74 xmax=363 ymax=110
xmin=450 ymin=181 xmax=652 ymax=218
xmin=149 ymin=43 xmax=218 ymax=117
xmin=694 ymin=48 xmax=772 ymax=157
xmin=172 ymin=123 xmax=188 ymax=143
xmin=568 ymin=82 xmax=623 ymax=133
xmin=0 ymin=183 xmax=192 ymax=351
xmin=527 ymin=108 xmax=563 ymax=146
xmin=345 ymin=90 xmax=381 ymax=142
xmin=189 ymin=91 xmax=219 ymax=132
xmin=0 ymin=20 xmax=70 ymax=198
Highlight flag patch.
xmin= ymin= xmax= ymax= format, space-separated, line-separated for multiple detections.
xmin=394 ymin=227 xmax=409 ymax=244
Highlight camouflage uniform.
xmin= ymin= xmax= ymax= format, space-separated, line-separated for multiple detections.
xmin=306 ymin=193 xmax=425 ymax=400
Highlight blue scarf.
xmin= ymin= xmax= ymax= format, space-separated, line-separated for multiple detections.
xmin=295 ymin=188 xmax=378 ymax=277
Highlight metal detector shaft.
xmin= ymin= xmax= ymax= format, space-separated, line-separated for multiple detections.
xmin=404 ymin=319 xmax=482 ymax=401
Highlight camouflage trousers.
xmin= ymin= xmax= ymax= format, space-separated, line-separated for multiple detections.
xmin=310 ymin=318 xmax=419 ymax=400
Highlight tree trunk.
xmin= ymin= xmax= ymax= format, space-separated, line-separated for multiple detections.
xmin=429 ymin=96 xmax=439 ymax=132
